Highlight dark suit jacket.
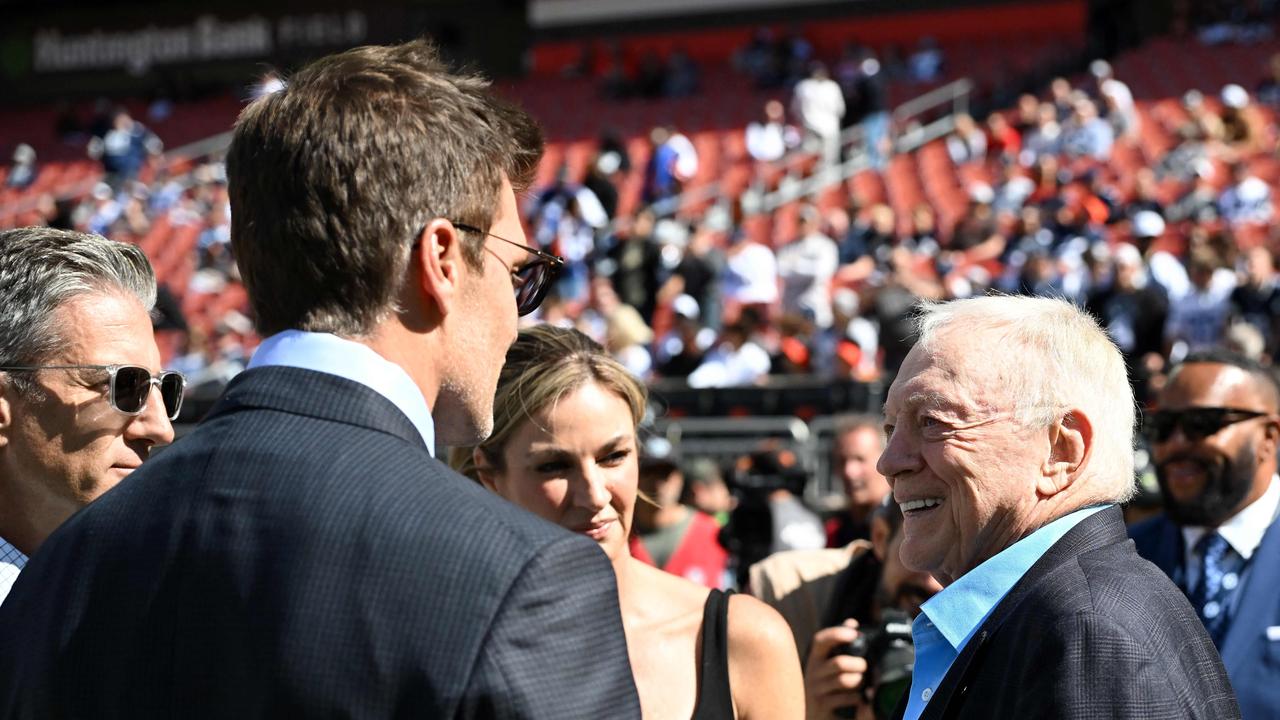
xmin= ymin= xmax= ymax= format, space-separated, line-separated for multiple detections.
xmin=0 ymin=367 xmax=641 ymax=719
xmin=893 ymin=506 xmax=1239 ymax=720
xmin=1131 ymin=511 xmax=1280 ymax=720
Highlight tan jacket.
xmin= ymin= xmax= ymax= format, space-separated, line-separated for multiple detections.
xmin=748 ymin=541 xmax=871 ymax=661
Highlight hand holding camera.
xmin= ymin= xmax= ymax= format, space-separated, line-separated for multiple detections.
xmin=806 ymin=610 xmax=916 ymax=720
xmin=804 ymin=620 xmax=872 ymax=720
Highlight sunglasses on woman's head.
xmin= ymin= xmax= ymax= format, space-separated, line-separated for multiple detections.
xmin=0 ymin=364 xmax=185 ymax=420
xmin=1144 ymin=407 xmax=1269 ymax=443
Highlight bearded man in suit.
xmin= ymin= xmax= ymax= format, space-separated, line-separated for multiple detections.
xmin=1131 ymin=350 xmax=1280 ymax=720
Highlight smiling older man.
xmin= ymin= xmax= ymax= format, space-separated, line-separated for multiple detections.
xmin=880 ymin=295 xmax=1238 ymax=720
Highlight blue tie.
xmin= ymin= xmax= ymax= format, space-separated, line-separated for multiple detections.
xmin=1190 ymin=532 xmax=1232 ymax=645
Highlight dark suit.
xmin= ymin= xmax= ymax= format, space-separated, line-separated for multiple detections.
xmin=894 ymin=506 xmax=1239 ymax=720
xmin=0 ymin=367 xmax=641 ymax=719
xmin=1131 ymin=511 xmax=1280 ymax=720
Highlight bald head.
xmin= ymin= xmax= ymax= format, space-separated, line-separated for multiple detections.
xmin=1170 ymin=350 xmax=1280 ymax=413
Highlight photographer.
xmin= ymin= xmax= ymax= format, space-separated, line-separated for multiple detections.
xmin=751 ymin=498 xmax=941 ymax=720
xmin=721 ymin=441 xmax=827 ymax=589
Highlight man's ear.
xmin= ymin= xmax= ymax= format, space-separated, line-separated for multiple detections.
xmin=472 ymin=447 xmax=499 ymax=493
xmin=411 ymin=219 xmax=467 ymax=319
xmin=1259 ymin=414 xmax=1280 ymax=465
xmin=1038 ymin=408 xmax=1092 ymax=497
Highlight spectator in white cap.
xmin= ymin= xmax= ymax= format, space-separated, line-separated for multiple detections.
xmin=1217 ymin=84 xmax=1259 ymax=154
xmin=1130 ymin=209 xmax=1194 ymax=300
xmin=655 ymin=295 xmax=716 ymax=379
xmin=1219 ymin=162 xmax=1274 ymax=227
xmin=1090 ymin=59 xmax=1138 ymax=139
xmin=1166 ymin=248 xmax=1238 ymax=361
xmin=791 ymin=62 xmax=845 ymax=165
xmin=1086 ymin=242 xmax=1168 ymax=404
xmin=605 ymin=304 xmax=654 ymax=379
xmin=5 ymin=145 xmax=37 ymax=190
xmin=776 ymin=205 xmax=839 ymax=330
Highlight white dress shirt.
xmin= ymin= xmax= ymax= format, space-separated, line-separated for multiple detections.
xmin=247 ymin=330 xmax=436 ymax=454
xmin=0 ymin=534 xmax=28 ymax=606
xmin=1182 ymin=474 xmax=1280 ymax=593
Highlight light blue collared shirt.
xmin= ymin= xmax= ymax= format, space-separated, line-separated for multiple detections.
xmin=903 ymin=504 xmax=1108 ymax=719
xmin=247 ymin=330 xmax=436 ymax=455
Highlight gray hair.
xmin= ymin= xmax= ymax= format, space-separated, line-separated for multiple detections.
xmin=913 ymin=295 xmax=1137 ymax=504
xmin=0 ymin=228 xmax=157 ymax=377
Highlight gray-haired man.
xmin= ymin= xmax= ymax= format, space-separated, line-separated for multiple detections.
xmin=0 ymin=227 xmax=178 ymax=603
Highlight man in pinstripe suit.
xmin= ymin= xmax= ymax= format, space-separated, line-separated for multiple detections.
xmin=881 ymin=296 xmax=1237 ymax=720
xmin=0 ymin=40 xmax=640 ymax=719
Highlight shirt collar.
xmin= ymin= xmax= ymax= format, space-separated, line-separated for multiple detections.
xmin=0 ymin=533 xmax=28 ymax=606
xmin=0 ymin=534 xmax=27 ymax=568
xmin=247 ymin=330 xmax=436 ymax=454
xmin=1182 ymin=473 xmax=1280 ymax=562
xmin=921 ymin=504 xmax=1108 ymax=649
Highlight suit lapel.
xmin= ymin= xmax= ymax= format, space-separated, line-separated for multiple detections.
xmin=917 ymin=507 xmax=1128 ymax=719
xmin=917 ymin=628 xmax=992 ymax=720
xmin=1219 ymin=514 xmax=1280 ymax=670
xmin=205 ymin=366 xmax=429 ymax=451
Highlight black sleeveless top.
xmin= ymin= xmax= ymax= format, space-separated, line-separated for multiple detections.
xmin=692 ymin=589 xmax=735 ymax=719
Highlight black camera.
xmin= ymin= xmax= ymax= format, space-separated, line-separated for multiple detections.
xmin=829 ymin=608 xmax=915 ymax=720
xmin=719 ymin=444 xmax=810 ymax=588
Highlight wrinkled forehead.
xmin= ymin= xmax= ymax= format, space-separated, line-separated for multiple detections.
xmin=885 ymin=338 xmax=1011 ymax=417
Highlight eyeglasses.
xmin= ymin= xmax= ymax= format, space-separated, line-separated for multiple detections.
xmin=451 ymin=222 xmax=565 ymax=316
xmin=1144 ymin=407 xmax=1270 ymax=443
xmin=0 ymin=364 xmax=185 ymax=420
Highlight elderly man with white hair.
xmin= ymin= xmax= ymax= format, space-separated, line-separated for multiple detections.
xmin=881 ymin=295 xmax=1238 ymax=720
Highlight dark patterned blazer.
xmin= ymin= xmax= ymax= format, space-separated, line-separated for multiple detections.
xmin=1131 ymin=510 xmax=1280 ymax=720
xmin=893 ymin=506 xmax=1240 ymax=720
xmin=0 ymin=367 xmax=641 ymax=719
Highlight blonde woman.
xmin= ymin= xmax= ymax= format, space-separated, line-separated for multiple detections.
xmin=452 ymin=325 xmax=803 ymax=719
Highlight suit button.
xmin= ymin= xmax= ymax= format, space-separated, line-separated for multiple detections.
xmin=1203 ymin=601 xmax=1221 ymax=619
xmin=1222 ymin=573 xmax=1238 ymax=590
xmin=922 ymin=688 xmax=934 ymax=701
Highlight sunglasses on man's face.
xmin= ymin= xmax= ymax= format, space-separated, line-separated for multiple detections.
xmin=1144 ymin=407 xmax=1270 ymax=443
xmin=0 ymin=364 xmax=185 ymax=420
xmin=451 ymin=222 xmax=565 ymax=316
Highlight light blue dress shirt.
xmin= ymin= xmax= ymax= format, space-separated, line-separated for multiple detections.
xmin=247 ymin=330 xmax=436 ymax=455
xmin=903 ymin=504 xmax=1107 ymax=719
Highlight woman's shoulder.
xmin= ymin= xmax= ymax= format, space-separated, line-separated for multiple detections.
xmin=725 ymin=593 xmax=797 ymax=656
xmin=725 ymin=593 xmax=805 ymax=719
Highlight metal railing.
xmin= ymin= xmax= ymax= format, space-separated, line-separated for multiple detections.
xmin=649 ymin=412 xmax=865 ymax=507
xmin=890 ymin=77 xmax=974 ymax=153
xmin=644 ymin=77 xmax=975 ymax=227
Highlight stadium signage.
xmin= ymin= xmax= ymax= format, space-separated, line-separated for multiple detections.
xmin=31 ymin=12 xmax=368 ymax=74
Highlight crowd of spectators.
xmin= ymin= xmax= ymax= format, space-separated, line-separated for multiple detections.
xmin=4 ymin=22 xmax=1280 ymax=427
xmin=518 ymin=43 xmax=1280 ymax=430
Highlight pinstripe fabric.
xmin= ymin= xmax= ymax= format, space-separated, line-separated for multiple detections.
xmin=894 ymin=506 xmax=1240 ymax=720
xmin=0 ymin=367 xmax=641 ymax=719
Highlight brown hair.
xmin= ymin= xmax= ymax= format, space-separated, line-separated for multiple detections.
xmin=450 ymin=324 xmax=648 ymax=480
xmin=227 ymin=39 xmax=542 ymax=337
